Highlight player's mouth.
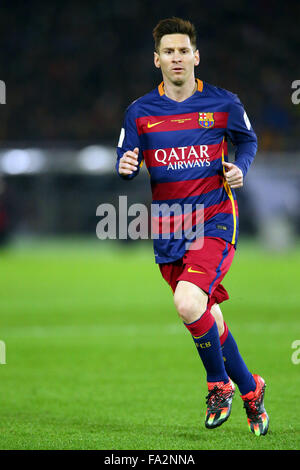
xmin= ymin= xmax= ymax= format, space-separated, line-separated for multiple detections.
xmin=172 ymin=67 xmax=184 ymax=73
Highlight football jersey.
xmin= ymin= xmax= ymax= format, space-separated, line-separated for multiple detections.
xmin=116 ymin=79 xmax=257 ymax=264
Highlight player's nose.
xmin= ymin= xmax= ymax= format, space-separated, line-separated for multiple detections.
xmin=172 ymin=50 xmax=182 ymax=62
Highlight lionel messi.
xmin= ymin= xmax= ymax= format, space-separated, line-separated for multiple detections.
xmin=116 ymin=17 xmax=269 ymax=436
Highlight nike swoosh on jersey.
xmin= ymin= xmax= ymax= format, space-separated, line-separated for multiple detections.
xmin=147 ymin=120 xmax=165 ymax=128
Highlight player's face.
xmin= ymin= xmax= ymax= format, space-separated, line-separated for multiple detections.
xmin=154 ymin=34 xmax=199 ymax=86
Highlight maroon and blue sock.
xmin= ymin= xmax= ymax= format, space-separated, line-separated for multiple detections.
xmin=184 ymin=309 xmax=229 ymax=384
xmin=220 ymin=323 xmax=256 ymax=395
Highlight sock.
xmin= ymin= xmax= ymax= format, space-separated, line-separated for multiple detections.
xmin=184 ymin=309 xmax=229 ymax=384
xmin=220 ymin=322 xmax=256 ymax=395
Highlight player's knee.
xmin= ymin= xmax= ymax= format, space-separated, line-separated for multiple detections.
xmin=174 ymin=291 xmax=207 ymax=323
xmin=210 ymin=303 xmax=225 ymax=336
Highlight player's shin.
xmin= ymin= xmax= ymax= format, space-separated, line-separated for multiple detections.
xmin=220 ymin=322 xmax=256 ymax=395
xmin=184 ymin=310 xmax=236 ymax=429
xmin=184 ymin=309 xmax=229 ymax=384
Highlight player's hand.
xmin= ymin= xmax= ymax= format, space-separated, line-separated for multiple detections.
xmin=119 ymin=147 xmax=139 ymax=175
xmin=222 ymin=161 xmax=243 ymax=189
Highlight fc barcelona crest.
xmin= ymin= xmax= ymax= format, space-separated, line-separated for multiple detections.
xmin=198 ymin=112 xmax=214 ymax=129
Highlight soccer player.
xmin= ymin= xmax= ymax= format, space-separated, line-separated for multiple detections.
xmin=116 ymin=17 xmax=269 ymax=436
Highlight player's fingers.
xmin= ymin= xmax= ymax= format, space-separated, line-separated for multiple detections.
xmin=226 ymin=175 xmax=242 ymax=184
xmin=229 ymin=181 xmax=243 ymax=188
xmin=224 ymin=169 xmax=235 ymax=178
xmin=125 ymin=150 xmax=139 ymax=160
xmin=122 ymin=155 xmax=139 ymax=166
xmin=119 ymin=160 xmax=138 ymax=173
xmin=222 ymin=161 xmax=234 ymax=171
xmin=120 ymin=161 xmax=138 ymax=172
xmin=119 ymin=168 xmax=135 ymax=175
xmin=227 ymin=174 xmax=243 ymax=185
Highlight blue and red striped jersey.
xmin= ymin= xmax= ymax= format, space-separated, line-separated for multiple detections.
xmin=116 ymin=79 xmax=257 ymax=264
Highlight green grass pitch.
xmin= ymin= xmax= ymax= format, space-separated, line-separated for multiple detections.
xmin=0 ymin=238 xmax=299 ymax=450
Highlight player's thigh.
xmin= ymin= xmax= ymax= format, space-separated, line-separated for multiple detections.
xmin=173 ymin=280 xmax=208 ymax=323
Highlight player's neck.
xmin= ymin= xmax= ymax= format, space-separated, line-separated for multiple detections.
xmin=163 ymin=76 xmax=197 ymax=102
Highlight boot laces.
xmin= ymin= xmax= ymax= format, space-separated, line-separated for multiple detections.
xmin=206 ymin=385 xmax=233 ymax=408
xmin=243 ymin=383 xmax=265 ymax=418
xmin=243 ymin=396 xmax=261 ymax=419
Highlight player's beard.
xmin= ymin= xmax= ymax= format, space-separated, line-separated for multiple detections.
xmin=171 ymin=78 xmax=184 ymax=87
xmin=170 ymin=70 xmax=188 ymax=87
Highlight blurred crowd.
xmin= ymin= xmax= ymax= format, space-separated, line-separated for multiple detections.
xmin=0 ymin=0 xmax=299 ymax=150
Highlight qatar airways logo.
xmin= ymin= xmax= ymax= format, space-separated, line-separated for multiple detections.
xmin=154 ymin=145 xmax=211 ymax=170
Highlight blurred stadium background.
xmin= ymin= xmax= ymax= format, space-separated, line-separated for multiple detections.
xmin=0 ymin=0 xmax=299 ymax=247
xmin=0 ymin=0 xmax=299 ymax=450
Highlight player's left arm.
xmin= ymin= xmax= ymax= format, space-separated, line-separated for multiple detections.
xmin=224 ymin=95 xmax=258 ymax=189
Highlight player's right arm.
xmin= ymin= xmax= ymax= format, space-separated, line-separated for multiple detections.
xmin=116 ymin=105 xmax=143 ymax=180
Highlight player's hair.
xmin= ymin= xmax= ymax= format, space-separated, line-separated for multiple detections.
xmin=153 ymin=17 xmax=197 ymax=52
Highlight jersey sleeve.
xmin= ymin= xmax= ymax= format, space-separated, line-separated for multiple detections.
xmin=225 ymin=95 xmax=258 ymax=177
xmin=116 ymin=104 xmax=143 ymax=180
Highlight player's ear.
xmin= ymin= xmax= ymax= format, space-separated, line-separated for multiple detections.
xmin=194 ymin=49 xmax=200 ymax=67
xmin=154 ymin=51 xmax=160 ymax=69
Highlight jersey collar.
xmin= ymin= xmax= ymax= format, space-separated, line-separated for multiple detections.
xmin=158 ymin=78 xmax=203 ymax=96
